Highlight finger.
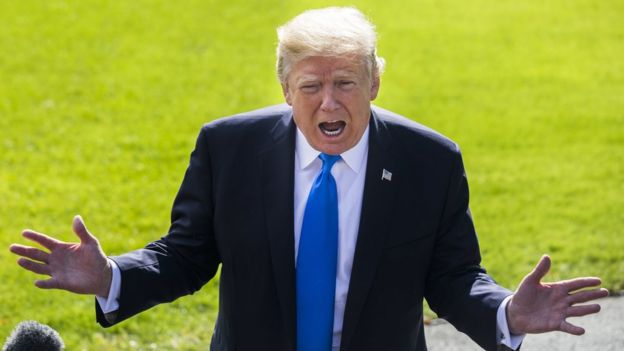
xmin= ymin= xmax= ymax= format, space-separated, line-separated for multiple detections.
xmin=558 ymin=277 xmax=603 ymax=292
xmin=72 ymin=215 xmax=95 ymax=244
xmin=17 ymin=258 xmax=51 ymax=276
xmin=568 ymin=288 xmax=610 ymax=304
xmin=9 ymin=244 xmax=50 ymax=263
xmin=560 ymin=320 xmax=585 ymax=335
xmin=35 ymin=278 xmax=61 ymax=290
xmin=567 ymin=304 xmax=601 ymax=317
xmin=22 ymin=230 xmax=62 ymax=251
xmin=525 ymin=254 xmax=551 ymax=284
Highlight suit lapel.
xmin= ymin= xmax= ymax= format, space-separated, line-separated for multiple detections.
xmin=260 ymin=111 xmax=297 ymax=349
xmin=340 ymin=112 xmax=400 ymax=351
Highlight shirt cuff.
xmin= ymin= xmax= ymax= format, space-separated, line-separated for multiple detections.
xmin=95 ymin=258 xmax=121 ymax=314
xmin=496 ymin=295 xmax=525 ymax=350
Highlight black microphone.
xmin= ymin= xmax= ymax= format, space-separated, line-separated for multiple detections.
xmin=2 ymin=321 xmax=64 ymax=351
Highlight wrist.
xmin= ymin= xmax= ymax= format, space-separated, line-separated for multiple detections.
xmin=506 ymin=296 xmax=522 ymax=335
xmin=97 ymin=260 xmax=113 ymax=298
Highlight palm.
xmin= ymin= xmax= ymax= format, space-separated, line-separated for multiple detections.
xmin=507 ymin=255 xmax=608 ymax=335
xmin=10 ymin=216 xmax=112 ymax=297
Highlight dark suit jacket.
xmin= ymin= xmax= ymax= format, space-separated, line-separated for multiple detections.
xmin=96 ymin=104 xmax=512 ymax=351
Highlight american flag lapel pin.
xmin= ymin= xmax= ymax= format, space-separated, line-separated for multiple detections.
xmin=381 ymin=168 xmax=392 ymax=182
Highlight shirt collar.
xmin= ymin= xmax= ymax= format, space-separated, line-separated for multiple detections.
xmin=295 ymin=126 xmax=369 ymax=174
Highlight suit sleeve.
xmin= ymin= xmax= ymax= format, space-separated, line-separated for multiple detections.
xmin=424 ymin=144 xmax=513 ymax=351
xmin=97 ymin=126 xmax=221 ymax=327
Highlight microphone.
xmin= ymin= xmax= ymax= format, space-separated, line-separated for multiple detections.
xmin=3 ymin=321 xmax=64 ymax=351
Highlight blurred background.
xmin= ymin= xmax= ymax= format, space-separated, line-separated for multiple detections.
xmin=1 ymin=0 xmax=622 ymax=349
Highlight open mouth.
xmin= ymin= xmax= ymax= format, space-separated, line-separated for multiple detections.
xmin=319 ymin=121 xmax=346 ymax=137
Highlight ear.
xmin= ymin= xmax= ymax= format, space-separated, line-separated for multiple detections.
xmin=282 ymin=82 xmax=292 ymax=105
xmin=370 ymin=75 xmax=380 ymax=101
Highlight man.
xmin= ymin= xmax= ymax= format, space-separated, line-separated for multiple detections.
xmin=10 ymin=7 xmax=608 ymax=351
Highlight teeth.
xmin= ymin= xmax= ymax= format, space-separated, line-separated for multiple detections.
xmin=322 ymin=127 xmax=343 ymax=136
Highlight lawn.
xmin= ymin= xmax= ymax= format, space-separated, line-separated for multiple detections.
xmin=1 ymin=0 xmax=622 ymax=349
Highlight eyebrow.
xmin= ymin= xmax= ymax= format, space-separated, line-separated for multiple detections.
xmin=294 ymin=70 xmax=359 ymax=83
xmin=294 ymin=75 xmax=320 ymax=83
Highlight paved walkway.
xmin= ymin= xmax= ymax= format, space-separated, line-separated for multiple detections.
xmin=424 ymin=296 xmax=624 ymax=350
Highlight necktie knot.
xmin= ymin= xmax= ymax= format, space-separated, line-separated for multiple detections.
xmin=319 ymin=153 xmax=341 ymax=173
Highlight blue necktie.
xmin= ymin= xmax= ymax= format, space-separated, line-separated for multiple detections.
xmin=297 ymin=153 xmax=341 ymax=351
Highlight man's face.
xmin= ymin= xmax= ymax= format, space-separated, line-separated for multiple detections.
xmin=282 ymin=56 xmax=380 ymax=155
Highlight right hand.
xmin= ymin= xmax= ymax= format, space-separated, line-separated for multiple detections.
xmin=9 ymin=215 xmax=112 ymax=297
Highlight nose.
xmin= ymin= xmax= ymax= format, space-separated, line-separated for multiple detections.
xmin=320 ymin=85 xmax=340 ymax=112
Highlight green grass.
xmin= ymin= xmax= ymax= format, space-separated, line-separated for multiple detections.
xmin=1 ymin=0 xmax=622 ymax=349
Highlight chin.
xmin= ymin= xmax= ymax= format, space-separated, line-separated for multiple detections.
xmin=316 ymin=142 xmax=349 ymax=155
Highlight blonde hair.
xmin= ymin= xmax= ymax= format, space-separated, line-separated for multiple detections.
xmin=276 ymin=7 xmax=385 ymax=83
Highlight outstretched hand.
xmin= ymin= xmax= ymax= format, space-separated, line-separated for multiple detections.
xmin=506 ymin=255 xmax=609 ymax=335
xmin=9 ymin=215 xmax=112 ymax=297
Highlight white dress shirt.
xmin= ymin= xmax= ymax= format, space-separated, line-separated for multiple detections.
xmin=98 ymin=124 xmax=523 ymax=350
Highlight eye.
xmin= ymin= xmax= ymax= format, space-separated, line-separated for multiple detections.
xmin=338 ymin=80 xmax=355 ymax=90
xmin=299 ymin=83 xmax=319 ymax=94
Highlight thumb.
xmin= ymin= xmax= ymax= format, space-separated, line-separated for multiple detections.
xmin=525 ymin=254 xmax=551 ymax=284
xmin=72 ymin=215 xmax=95 ymax=243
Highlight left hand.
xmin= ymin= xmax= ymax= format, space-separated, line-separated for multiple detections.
xmin=506 ymin=255 xmax=609 ymax=335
